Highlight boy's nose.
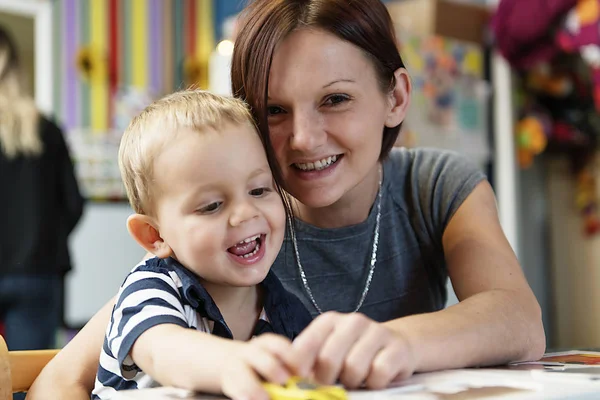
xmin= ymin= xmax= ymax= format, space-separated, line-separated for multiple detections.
xmin=229 ymin=201 xmax=260 ymax=227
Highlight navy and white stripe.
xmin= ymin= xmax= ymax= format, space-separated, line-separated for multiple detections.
xmin=92 ymin=257 xmax=271 ymax=399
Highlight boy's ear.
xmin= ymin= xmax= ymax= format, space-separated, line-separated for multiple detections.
xmin=127 ymin=214 xmax=173 ymax=259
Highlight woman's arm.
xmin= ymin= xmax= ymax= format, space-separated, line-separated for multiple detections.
xmin=26 ymin=298 xmax=115 ymax=400
xmin=292 ymin=182 xmax=545 ymax=388
xmin=390 ymin=181 xmax=545 ymax=367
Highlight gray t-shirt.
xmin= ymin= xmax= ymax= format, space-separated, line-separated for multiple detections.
xmin=272 ymin=147 xmax=487 ymax=321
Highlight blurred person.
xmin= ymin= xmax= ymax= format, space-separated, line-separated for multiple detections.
xmin=0 ymin=25 xmax=84 ymax=354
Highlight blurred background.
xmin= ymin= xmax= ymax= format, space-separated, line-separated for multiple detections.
xmin=0 ymin=0 xmax=598 ymax=352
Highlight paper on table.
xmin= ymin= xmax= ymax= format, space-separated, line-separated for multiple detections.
xmin=113 ymin=387 xmax=221 ymax=400
xmin=347 ymin=370 xmax=540 ymax=399
xmin=539 ymin=351 xmax=600 ymax=366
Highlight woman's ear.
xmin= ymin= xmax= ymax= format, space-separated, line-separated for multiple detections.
xmin=127 ymin=214 xmax=173 ymax=259
xmin=385 ymin=68 xmax=412 ymax=128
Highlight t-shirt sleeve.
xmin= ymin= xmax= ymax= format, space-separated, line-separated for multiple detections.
xmin=105 ymin=268 xmax=190 ymax=378
xmin=403 ymin=148 xmax=487 ymax=246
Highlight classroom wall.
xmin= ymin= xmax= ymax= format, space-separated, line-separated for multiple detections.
xmin=0 ymin=12 xmax=34 ymax=96
xmin=51 ymin=0 xmax=215 ymax=325
xmin=214 ymin=0 xmax=243 ymax=41
xmin=516 ymin=158 xmax=553 ymax=345
xmin=66 ymin=203 xmax=145 ymax=327
xmin=547 ymin=154 xmax=600 ymax=349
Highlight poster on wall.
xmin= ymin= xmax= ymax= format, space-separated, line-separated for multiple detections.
xmin=52 ymin=0 xmax=214 ymax=201
xmin=394 ymin=31 xmax=491 ymax=167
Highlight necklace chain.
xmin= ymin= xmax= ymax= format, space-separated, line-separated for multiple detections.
xmin=288 ymin=166 xmax=383 ymax=314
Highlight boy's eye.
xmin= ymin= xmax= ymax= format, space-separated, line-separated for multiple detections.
xmin=324 ymin=94 xmax=350 ymax=106
xmin=198 ymin=202 xmax=222 ymax=214
xmin=267 ymin=105 xmax=285 ymax=116
xmin=250 ymin=187 xmax=271 ymax=197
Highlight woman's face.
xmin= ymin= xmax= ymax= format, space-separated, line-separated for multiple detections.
xmin=267 ymin=28 xmax=406 ymax=209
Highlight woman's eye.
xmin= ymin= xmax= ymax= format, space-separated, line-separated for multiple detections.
xmin=250 ymin=187 xmax=271 ymax=197
xmin=198 ymin=202 xmax=222 ymax=214
xmin=267 ymin=105 xmax=285 ymax=116
xmin=324 ymin=94 xmax=350 ymax=106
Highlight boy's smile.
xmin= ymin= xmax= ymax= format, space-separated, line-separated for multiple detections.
xmin=227 ymin=233 xmax=267 ymax=265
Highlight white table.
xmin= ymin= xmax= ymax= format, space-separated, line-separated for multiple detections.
xmin=113 ymin=367 xmax=600 ymax=399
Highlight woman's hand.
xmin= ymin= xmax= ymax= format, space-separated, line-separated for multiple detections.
xmin=292 ymin=312 xmax=417 ymax=390
xmin=221 ymin=334 xmax=307 ymax=400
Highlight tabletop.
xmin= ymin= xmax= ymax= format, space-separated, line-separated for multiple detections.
xmin=112 ymin=367 xmax=600 ymax=400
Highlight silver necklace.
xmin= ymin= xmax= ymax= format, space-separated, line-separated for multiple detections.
xmin=288 ymin=166 xmax=383 ymax=314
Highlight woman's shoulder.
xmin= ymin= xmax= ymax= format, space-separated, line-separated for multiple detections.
xmin=387 ymin=146 xmax=477 ymax=169
xmin=385 ymin=146 xmax=487 ymax=214
xmin=386 ymin=147 xmax=485 ymax=184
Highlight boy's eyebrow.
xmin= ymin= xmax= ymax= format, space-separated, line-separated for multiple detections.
xmin=249 ymin=167 xmax=269 ymax=179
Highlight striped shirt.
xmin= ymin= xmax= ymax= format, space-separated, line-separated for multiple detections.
xmin=92 ymin=257 xmax=312 ymax=399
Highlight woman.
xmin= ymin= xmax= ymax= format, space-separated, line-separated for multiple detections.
xmin=0 ymin=25 xmax=84 ymax=353
xmin=28 ymin=0 xmax=545 ymax=398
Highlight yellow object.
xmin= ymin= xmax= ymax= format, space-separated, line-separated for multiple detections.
xmin=516 ymin=116 xmax=548 ymax=168
xmin=463 ymin=50 xmax=482 ymax=76
xmin=131 ymin=0 xmax=148 ymax=88
xmin=76 ymin=46 xmax=105 ymax=81
xmin=263 ymin=377 xmax=348 ymax=400
xmin=0 ymin=335 xmax=59 ymax=399
xmin=195 ymin=0 xmax=214 ymax=89
xmin=576 ymin=0 xmax=600 ymax=26
xmin=90 ymin=0 xmax=109 ymax=132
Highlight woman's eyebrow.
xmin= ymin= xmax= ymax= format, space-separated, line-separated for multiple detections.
xmin=323 ymin=78 xmax=356 ymax=88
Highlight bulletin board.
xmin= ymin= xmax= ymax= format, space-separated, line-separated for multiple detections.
xmin=52 ymin=0 xmax=214 ymax=201
xmin=396 ymin=32 xmax=491 ymax=166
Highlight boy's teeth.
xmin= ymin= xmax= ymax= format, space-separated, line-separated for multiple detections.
xmin=295 ymin=155 xmax=338 ymax=171
xmin=242 ymin=242 xmax=260 ymax=258
xmin=238 ymin=234 xmax=260 ymax=245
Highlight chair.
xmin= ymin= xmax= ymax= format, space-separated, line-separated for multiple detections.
xmin=0 ymin=335 xmax=59 ymax=399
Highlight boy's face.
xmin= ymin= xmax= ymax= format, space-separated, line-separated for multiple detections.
xmin=152 ymin=122 xmax=286 ymax=288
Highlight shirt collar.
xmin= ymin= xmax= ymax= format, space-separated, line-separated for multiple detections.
xmin=161 ymin=257 xmax=282 ymax=337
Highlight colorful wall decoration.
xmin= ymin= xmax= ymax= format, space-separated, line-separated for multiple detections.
xmin=52 ymin=0 xmax=214 ymax=201
xmin=393 ymin=30 xmax=491 ymax=167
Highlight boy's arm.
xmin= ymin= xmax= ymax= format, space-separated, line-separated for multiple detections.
xmin=130 ymin=325 xmax=237 ymax=392
xmin=103 ymin=266 xmax=302 ymax=398
xmin=26 ymin=297 xmax=115 ymax=400
xmin=131 ymin=325 xmax=304 ymax=398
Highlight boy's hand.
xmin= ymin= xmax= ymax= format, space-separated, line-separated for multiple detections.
xmin=221 ymin=333 xmax=306 ymax=400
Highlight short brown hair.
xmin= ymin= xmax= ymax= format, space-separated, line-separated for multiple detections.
xmin=231 ymin=0 xmax=405 ymax=167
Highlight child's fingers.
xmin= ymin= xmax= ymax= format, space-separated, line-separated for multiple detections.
xmin=251 ymin=334 xmax=305 ymax=376
xmin=222 ymin=364 xmax=269 ymax=400
xmin=248 ymin=346 xmax=292 ymax=384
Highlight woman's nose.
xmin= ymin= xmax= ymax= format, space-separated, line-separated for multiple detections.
xmin=229 ymin=200 xmax=260 ymax=227
xmin=290 ymin=111 xmax=326 ymax=152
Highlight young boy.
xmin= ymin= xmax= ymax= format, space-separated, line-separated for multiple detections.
xmin=92 ymin=90 xmax=313 ymax=399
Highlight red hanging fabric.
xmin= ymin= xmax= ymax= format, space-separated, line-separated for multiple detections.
xmin=492 ymin=0 xmax=578 ymax=69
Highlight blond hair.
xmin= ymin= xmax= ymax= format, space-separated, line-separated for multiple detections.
xmin=119 ymin=89 xmax=256 ymax=215
xmin=0 ymin=27 xmax=40 ymax=159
